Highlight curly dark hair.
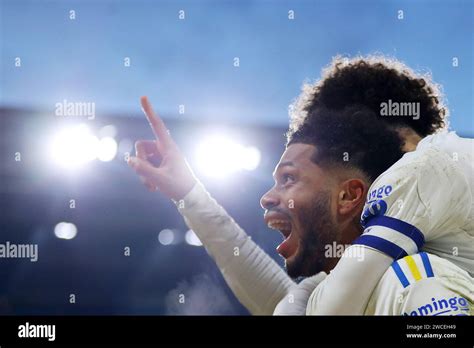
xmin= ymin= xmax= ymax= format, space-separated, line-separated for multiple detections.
xmin=287 ymin=55 xmax=448 ymax=181
xmin=289 ymin=105 xmax=405 ymax=181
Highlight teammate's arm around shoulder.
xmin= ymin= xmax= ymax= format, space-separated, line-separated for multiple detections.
xmin=306 ymin=148 xmax=472 ymax=314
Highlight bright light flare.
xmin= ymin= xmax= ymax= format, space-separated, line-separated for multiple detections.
xmin=97 ymin=137 xmax=118 ymax=162
xmin=239 ymin=146 xmax=261 ymax=171
xmin=195 ymin=136 xmax=261 ymax=178
xmin=49 ymin=124 xmax=118 ymax=168
xmin=158 ymin=229 xmax=175 ymax=245
xmin=49 ymin=124 xmax=98 ymax=169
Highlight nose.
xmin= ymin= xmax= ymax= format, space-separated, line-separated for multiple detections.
xmin=260 ymin=187 xmax=280 ymax=210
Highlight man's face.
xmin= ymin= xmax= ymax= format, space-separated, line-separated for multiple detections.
xmin=260 ymin=143 xmax=344 ymax=278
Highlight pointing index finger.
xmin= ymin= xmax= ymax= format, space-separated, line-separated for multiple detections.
xmin=140 ymin=96 xmax=172 ymax=147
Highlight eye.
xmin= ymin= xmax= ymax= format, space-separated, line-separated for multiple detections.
xmin=281 ymin=173 xmax=295 ymax=184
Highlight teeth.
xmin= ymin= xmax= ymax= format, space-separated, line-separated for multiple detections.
xmin=267 ymin=220 xmax=292 ymax=232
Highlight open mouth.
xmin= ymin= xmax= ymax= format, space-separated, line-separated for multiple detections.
xmin=265 ymin=217 xmax=297 ymax=258
xmin=267 ymin=220 xmax=292 ymax=239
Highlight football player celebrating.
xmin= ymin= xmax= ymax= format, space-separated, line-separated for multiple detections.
xmin=128 ymin=56 xmax=473 ymax=315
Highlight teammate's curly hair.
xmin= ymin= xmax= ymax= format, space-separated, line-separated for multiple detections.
xmin=287 ymin=55 xmax=448 ymax=181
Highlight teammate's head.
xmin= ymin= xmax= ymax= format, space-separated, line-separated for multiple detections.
xmin=261 ymin=55 xmax=448 ymax=278
xmin=289 ymin=55 xmax=448 ymax=138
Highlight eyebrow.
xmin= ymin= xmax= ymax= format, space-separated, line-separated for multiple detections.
xmin=272 ymin=161 xmax=296 ymax=178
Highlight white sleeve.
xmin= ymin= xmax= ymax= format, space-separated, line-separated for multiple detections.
xmin=306 ymin=245 xmax=393 ymax=314
xmin=174 ymin=181 xmax=295 ymax=315
xmin=274 ymin=272 xmax=327 ymax=315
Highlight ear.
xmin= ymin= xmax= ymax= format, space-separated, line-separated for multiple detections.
xmin=336 ymin=178 xmax=367 ymax=217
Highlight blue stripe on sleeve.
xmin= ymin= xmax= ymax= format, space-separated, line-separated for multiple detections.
xmin=420 ymin=252 xmax=434 ymax=278
xmin=364 ymin=215 xmax=425 ymax=251
xmin=353 ymin=234 xmax=408 ymax=260
xmin=391 ymin=261 xmax=410 ymax=288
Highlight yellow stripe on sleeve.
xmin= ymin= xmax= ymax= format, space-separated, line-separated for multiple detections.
xmin=405 ymin=255 xmax=422 ymax=281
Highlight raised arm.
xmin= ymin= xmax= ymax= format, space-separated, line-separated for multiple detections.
xmin=128 ymin=96 xmax=295 ymax=314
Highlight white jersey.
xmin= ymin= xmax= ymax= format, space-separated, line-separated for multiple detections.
xmin=354 ymin=132 xmax=474 ymax=275
xmin=364 ymin=252 xmax=473 ymax=315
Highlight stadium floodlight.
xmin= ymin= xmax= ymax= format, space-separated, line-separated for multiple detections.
xmin=49 ymin=124 xmax=98 ymax=169
xmin=49 ymin=124 xmax=118 ymax=168
xmin=97 ymin=137 xmax=118 ymax=162
xmin=194 ymin=135 xmax=261 ymax=178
